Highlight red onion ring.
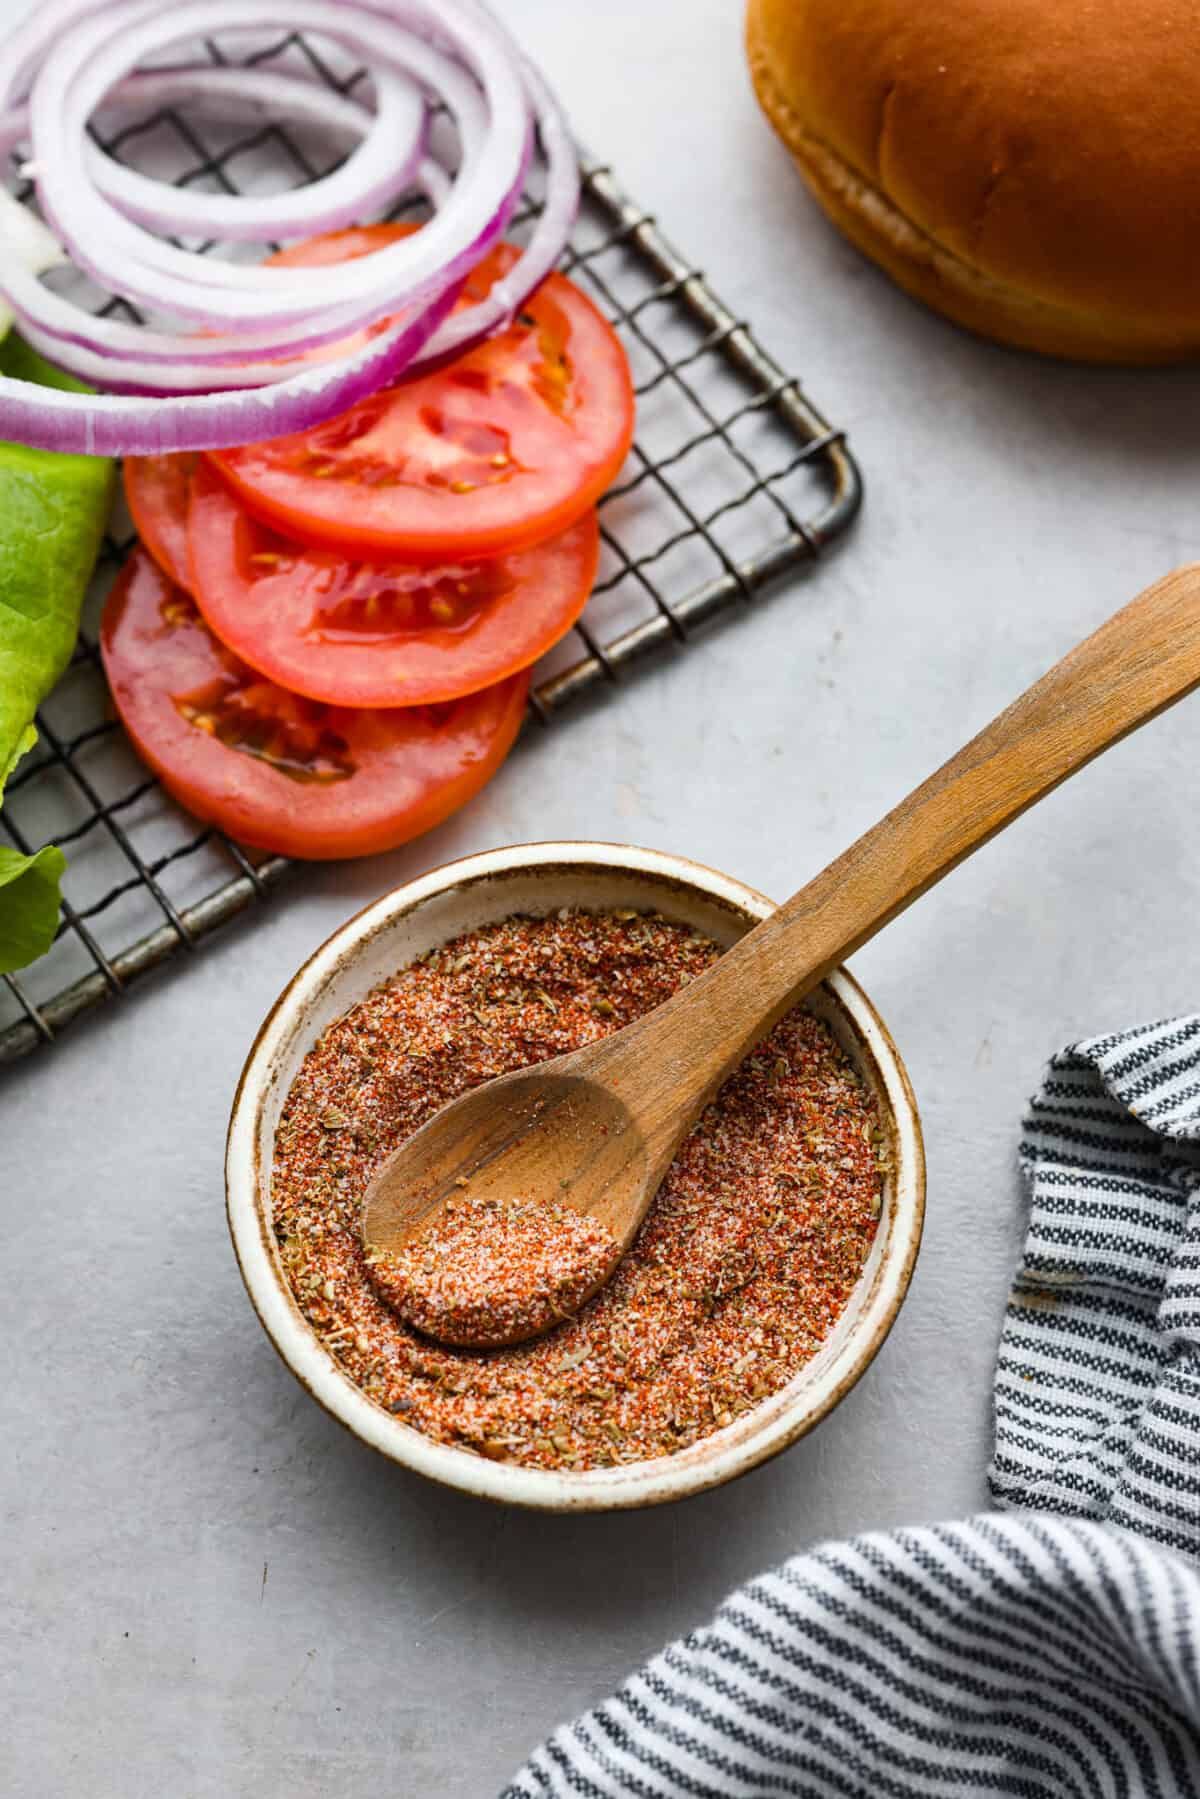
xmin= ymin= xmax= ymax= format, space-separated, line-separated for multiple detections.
xmin=0 ymin=65 xmax=384 ymax=159
xmin=0 ymin=272 xmax=462 ymax=454
xmin=90 ymin=68 xmax=427 ymax=242
xmin=11 ymin=161 xmax=455 ymax=392
xmin=410 ymin=59 xmax=580 ymax=373
xmin=0 ymin=0 xmax=581 ymax=453
xmin=33 ymin=2 xmax=526 ymax=322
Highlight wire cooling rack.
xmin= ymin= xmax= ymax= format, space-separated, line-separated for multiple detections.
xmin=0 ymin=33 xmax=861 ymax=1067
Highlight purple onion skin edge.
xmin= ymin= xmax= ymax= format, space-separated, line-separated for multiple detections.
xmin=0 ymin=278 xmax=466 ymax=455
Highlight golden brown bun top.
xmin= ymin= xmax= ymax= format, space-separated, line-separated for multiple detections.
xmin=754 ymin=0 xmax=1200 ymax=325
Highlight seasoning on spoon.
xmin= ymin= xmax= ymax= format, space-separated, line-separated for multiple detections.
xmin=365 ymin=1194 xmax=622 ymax=1346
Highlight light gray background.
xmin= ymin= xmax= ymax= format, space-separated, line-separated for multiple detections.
xmin=6 ymin=2 xmax=1200 ymax=1793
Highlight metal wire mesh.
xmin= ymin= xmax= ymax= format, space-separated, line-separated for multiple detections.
xmin=0 ymin=32 xmax=861 ymax=1067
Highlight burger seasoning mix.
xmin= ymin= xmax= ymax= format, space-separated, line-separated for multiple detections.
xmin=271 ymin=909 xmax=887 ymax=1473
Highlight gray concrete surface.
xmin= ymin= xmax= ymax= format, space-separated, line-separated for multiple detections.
xmin=6 ymin=2 xmax=1200 ymax=1793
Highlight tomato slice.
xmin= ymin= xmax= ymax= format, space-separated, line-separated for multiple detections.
xmin=124 ymin=229 xmax=412 ymax=586
xmin=124 ymin=453 xmax=196 ymax=588
xmin=100 ymin=547 xmax=528 ymax=860
xmin=208 ymin=225 xmax=635 ymax=560
xmin=186 ymin=459 xmax=598 ymax=707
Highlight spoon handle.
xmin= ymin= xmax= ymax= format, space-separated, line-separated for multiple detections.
xmin=613 ymin=562 xmax=1200 ymax=1156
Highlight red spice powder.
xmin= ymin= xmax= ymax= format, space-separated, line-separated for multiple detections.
xmin=271 ymin=909 xmax=886 ymax=1473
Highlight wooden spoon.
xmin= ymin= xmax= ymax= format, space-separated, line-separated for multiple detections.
xmin=363 ymin=564 xmax=1200 ymax=1347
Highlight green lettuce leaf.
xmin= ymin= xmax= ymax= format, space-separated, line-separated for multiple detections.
xmin=0 ymin=720 xmax=36 ymax=802
xmin=0 ymin=843 xmax=66 ymax=974
xmin=0 ymin=335 xmax=115 ymax=794
xmin=0 ymin=333 xmax=114 ymax=970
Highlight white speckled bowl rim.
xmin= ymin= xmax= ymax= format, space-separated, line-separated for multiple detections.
xmin=226 ymin=841 xmax=925 ymax=1512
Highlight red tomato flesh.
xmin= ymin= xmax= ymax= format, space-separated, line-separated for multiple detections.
xmin=124 ymin=452 xmax=196 ymax=588
xmin=100 ymin=547 xmax=528 ymax=860
xmin=186 ymin=459 xmax=598 ymax=707
xmin=208 ymin=225 xmax=635 ymax=560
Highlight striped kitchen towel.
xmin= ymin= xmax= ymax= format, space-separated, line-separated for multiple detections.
xmin=502 ymin=1513 xmax=1200 ymax=1796
xmin=990 ymin=1013 xmax=1200 ymax=1558
xmin=503 ymin=1017 xmax=1200 ymax=1796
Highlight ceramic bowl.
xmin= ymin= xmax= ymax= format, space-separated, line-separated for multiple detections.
xmin=226 ymin=842 xmax=924 ymax=1511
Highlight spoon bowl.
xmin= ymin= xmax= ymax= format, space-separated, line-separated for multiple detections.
xmin=362 ymin=1066 xmax=645 ymax=1346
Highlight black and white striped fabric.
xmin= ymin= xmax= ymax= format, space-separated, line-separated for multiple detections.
xmin=990 ymin=1014 xmax=1200 ymax=1559
xmin=503 ymin=1017 xmax=1200 ymax=1797
xmin=502 ymin=1513 xmax=1200 ymax=1796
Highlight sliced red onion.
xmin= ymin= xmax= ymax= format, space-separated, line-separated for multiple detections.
xmin=15 ymin=158 xmax=458 ymax=392
xmin=97 ymin=65 xmax=376 ymax=135
xmin=0 ymin=188 xmax=67 ymax=342
xmin=0 ymin=274 xmax=462 ymax=453
xmin=7 ymin=6 xmax=516 ymax=357
xmin=0 ymin=65 xmax=379 ymax=160
xmin=0 ymin=153 xmax=458 ymax=374
xmin=0 ymin=0 xmax=581 ymax=453
xmin=92 ymin=67 xmax=426 ymax=242
xmin=410 ymin=60 xmax=580 ymax=372
xmin=14 ymin=154 xmax=461 ymax=395
xmin=31 ymin=1 xmax=529 ymax=324
xmin=14 ymin=312 xmax=351 ymax=392
xmin=0 ymin=188 xmax=65 ymax=277
xmin=417 ymin=156 xmax=453 ymax=211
